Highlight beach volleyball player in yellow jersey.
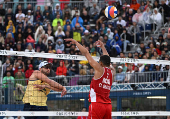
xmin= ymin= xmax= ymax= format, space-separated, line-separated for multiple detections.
xmin=22 ymin=61 xmax=67 ymax=119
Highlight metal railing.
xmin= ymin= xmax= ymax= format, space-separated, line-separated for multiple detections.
xmin=2 ymin=0 xmax=116 ymax=12
xmin=0 ymin=70 xmax=169 ymax=104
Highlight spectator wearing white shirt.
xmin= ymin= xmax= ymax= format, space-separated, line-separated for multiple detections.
xmin=55 ymin=26 xmax=65 ymax=38
xmin=125 ymin=64 xmax=134 ymax=83
xmin=15 ymin=9 xmax=25 ymax=24
xmin=150 ymin=8 xmax=162 ymax=30
xmin=106 ymin=28 xmax=114 ymax=40
xmin=89 ymin=3 xmax=100 ymax=23
xmin=116 ymin=16 xmax=126 ymax=28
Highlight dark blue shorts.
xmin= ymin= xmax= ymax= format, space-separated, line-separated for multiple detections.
xmin=23 ymin=103 xmax=48 ymax=119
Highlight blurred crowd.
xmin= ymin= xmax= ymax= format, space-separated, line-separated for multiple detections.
xmin=0 ymin=0 xmax=170 ymax=87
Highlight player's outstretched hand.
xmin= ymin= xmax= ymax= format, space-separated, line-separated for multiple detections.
xmin=96 ymin=40 xmax=104 ymax=48
xmin=61 ymin=87 xmax=67 ymax=97
xmin=64 ymin=38 xmax=77 ymax=44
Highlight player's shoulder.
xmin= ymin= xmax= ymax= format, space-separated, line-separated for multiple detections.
xmin=32 ymin=70 xmax=41 ymax=76
xmin=33 ymin=70 xmax=41 ymax=73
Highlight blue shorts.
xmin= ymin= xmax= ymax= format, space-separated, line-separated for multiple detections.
xmin=23 ymin=103 xmax=48 ymax=119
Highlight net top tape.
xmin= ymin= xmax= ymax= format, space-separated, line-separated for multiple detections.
xmin=0 ymin=111 xmax=170 ymax=116
xmin=0 ymin=50 xmax=170 ymax=65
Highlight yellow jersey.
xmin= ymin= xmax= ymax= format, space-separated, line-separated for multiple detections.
xmin=22 ymin=80 xmax=50 ymax=106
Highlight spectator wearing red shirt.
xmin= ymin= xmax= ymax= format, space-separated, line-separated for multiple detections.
xmin=77 ymin=107 xmax=88 ymax=119
xmin=56 ymin=60 xmax=67 ymax=76
xmin=130 ymin=0 xmax=140 ymax=13
xmin=156 ymin=42 xmax=162 ymax=56
xmin=25 ymin=64 xmax=34 ymax=84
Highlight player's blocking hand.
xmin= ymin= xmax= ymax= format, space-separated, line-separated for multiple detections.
xmin=64 ymin=38 xmax=77 ymax=44
xmin=61 ymin=87 xmax=67 ymax=97
xmin=96 ymin=40 xmax=104 ymax=48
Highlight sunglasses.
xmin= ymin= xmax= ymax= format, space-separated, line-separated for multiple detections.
xmin=42 ymin=65 xmax=52 ymax=69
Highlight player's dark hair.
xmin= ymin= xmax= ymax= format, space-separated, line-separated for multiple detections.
xmin=99 ymin=55 xmax=111 ymax=67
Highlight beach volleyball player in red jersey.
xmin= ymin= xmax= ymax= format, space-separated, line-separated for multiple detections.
xmin=64 ymin=39 xmax=113 ymax=119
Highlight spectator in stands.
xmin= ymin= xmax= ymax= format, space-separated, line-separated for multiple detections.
xmin=115 ymin=66 xmax=126 ymax=83
xmin=3 ymin=59 xmax=10 ymax=73
xmin=153 ymin=0 xmax=160 ymax=9
xmin=25 ymin=64 xmax=34 ymax=79
xmin=15 ymin=71 xmax=26 ymax=86
xmin=36 ymin=6 xmax=43 ymax=15
xmin=106 ymin=28 xmax=114 ymax=40
xmin=0 ymin=31 xmax=4 ymax=46
xmin=64 ymin=20 xmax=72 ymax=31
xmin=71 ymin=5 xmax=80 ymax=18
xmin=6 ymin=20 xmax=15 ymax=34
xmin=62 ymin=4 xmax=71 ymax=17
xmin=34 ymin=26 xmax=45 ymax=43
xmin=2 ymin=71 xmax=15 ymax=88
xmin=43 ymin=11 xmax=53 ymax=22
xmin=35 ymin=37 xmax=46 ymax=52
xmin=55 ymin=38 xmax=65 ymax=52
xmin=53 ymin=3 xmax=63 ymax=18
xmin=82 ymin=30 xmax=90 ymax=44
xmin=55 ymin=26 xmax=65 ymax=38
xmin=4 ymin=66 xmax=14 ymax=77
xmin=142 ymin=7 xmax=152 ymax=26
xmin=52 ymin=14 xmax=63 ymax=28
xmin=89 ymin=3 xmax=100 ymax=23
xmin=150 ymin=8 xmax=162 ymax=30
xmin=56 ymin=60 xmax=67 ymax=84
xmin=24 ymin=27 xmax=34 ymax=44
xmin=0 ymin=3 xmax=5 ymax=19
xmin=25 ymin=4 xmax=34 ymax=15
xmin=68 ymin=60 xmax=79 ymax=76
xmin=125 ymin=63 xmax=134 ymax=83
xmin=5 ymin=8 xmax=14 ymax=26
xmin=15 ymin=4 xmax=23 ymax=15
xmin=161 ymin=28 xmax=168 ymax=39
xmin=25 ymin=10 xmax=34 ymax=23
xmin=130 ymin=0 xmax=140 ymax=13
xmin=153 ymin=64 xmax=162 ymax=82
xmin=15 ymin=9 xmax=25 ymax=24
xmin=128 ymin=21 xmax=141 ymax=43
xmin=63 ymin=9 xmax=71 ymax=21
xmin=25 ymin=43 xmax=35 ymax=52
xmin=81 ymin=11 xmax=90 ymax=25
xmin=34 ymin=10 xmax=43 ymax=24
xmin=160 ymin=0 xmax=170 ymax=23
xmin=140 ymin=1 xmax=145 ymax=12
xmin=132 ymin=9 xmax=143 ymax=25
xmin=43 ymin=6 xmax=51 ymax=16
xmin=5 ymin=33 xmax=15 ymax=46
xmin=72 ymin=12 xmax=85 ymax=31
xmin=126 ymin=8 xmax=134 ymax=21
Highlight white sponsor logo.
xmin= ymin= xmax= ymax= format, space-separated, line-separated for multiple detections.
xmin=103 ymin=84 xmax=111 ymax=90
xmin=102 ymin=78 xmax=110 ymax=85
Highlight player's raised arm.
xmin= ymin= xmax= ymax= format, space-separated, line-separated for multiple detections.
xmin=64 ymin=38 xmax=103 ymax=72
xmin=96 ymin=40 xmax=109 ymax=56
xmin=33 ymin=70 xmax=66 ymax=94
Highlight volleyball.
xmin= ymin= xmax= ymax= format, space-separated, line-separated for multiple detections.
xmin=105 ymin=6 xmax=117 ymax=19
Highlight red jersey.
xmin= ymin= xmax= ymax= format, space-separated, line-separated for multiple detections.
xmin=89 ymin=67 xmax=112 ymax=103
